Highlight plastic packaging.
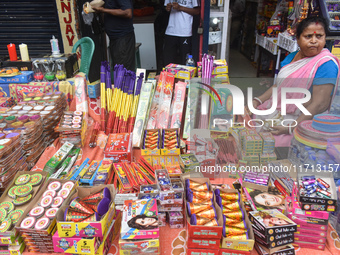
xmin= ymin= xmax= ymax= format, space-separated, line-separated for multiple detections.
xmin=32 ymin=60 xmax=44 ymax=81
xmin=55 ymin=59 xmax=66 ymax=81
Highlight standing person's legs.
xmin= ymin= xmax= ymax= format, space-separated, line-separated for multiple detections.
xmin=109 ymin=31 xmax=136 ymax=72
xmin=179 ymin=36 xmax=192 ymax=65
xmin=163 ymin=35 xmax=179 ymax=66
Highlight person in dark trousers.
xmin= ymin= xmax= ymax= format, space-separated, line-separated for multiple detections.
xmin=164 ymin=0 xmax=200 ymax=66
xmin=93 ymin=0 xmax=135 ymax=71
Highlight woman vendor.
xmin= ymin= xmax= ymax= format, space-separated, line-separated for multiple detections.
xmin=251 ymin=16 xmax=340 ymax=147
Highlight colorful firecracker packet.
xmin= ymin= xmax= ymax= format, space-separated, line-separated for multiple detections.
xmin=183 ymin=82 xmax=199 ymax=139
xmin=132 ymin=80 xmax=156 ymax=148
xmin=63 ymin=187 xmax=111 ymax=223
xmin=170 ymin=81 xmax=187 ymax=129
xmin=93 ymin=159 xmax=113 ymax=185
xmin=80 ymin=160 xmax=102 ymax=185
xmin=164 ymin=63 xmax=197 ymax=80
xmin=104 ymin=133 xmax=132 ymax=163
xmin=249 ymin=209 xmax=297 ymax=238
xmin=146 ymin=71 xmax=175 ymax=129
xmin=121 ymin=199 xmax=159 ymax=240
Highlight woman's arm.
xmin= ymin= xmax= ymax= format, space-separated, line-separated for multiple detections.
xmin=252 ymin=85 xmax=276 ymax=109
xmin=92 ymin=6 xmax=132 ymax=19
xmin=296 ymin=83 xmax=333 ymax=121
xmin=271 ymin=83 xmax=333 ymax=135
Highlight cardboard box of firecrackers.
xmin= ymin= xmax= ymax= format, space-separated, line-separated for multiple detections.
xmin=179 ymin=154 xmax=200 ymax=172
xmin=164 ymin=63 xmax=197 ymax=80
xmin=242 ymin=152 xmax=259 ymax=166
xmin=104 ymin=133 xmax=132 ymax=163
xmin=216 ymin=189 xmax=255 ymax=251
xmin=197 ymin=59 xmax=229 ymax=77
xmin=184 ymin=177 xmax=255 ymax=252
xmin=249 ymin=209 xmax=297 ymax=250
xmin=184 ymin=178 xmax=223 ymax=240
xmin=286 ymin=196 xmax=328 ymax=251
xmin=141 ymin=129 xmax=161 ymax=156
xmin=0 ymin=71 xmax=34 ymax=84
xmin=259 ymin=132 xmax=275 ymax=154
xmin=298 ymin=172 xmax=337 ymax=212
xmin=120 ymin=199 xmax=160 ymax=254
xmin=143 ymin=155 xmax=181 ymax=169
xmin=243 ymin=135 xmax=263 ymax=155
xmin=161 ymin=129 xmax=181 ymax=155
xmin=0 ymin=171 xmax=48 ymax=242
xmin=15 ymin=178 xmax=77 ymax=253
xmin=56 ymin=185 xmax=116 ymax=238
xmin=260 ymin=153 xmax=277 ymax=164
xmin=242 ymin=172 xmax=270 ymax=192
xmin=53 ymin=210 xmax=120 ymax=255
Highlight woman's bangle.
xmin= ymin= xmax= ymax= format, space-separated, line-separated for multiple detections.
xmin=288 ymin=124 xmax=292 ymax=135
xmin=253 ymin=97 xmax=263 ymax=105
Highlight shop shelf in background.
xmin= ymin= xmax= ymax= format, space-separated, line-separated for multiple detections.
xmin=278 ymin=33 xmax=299 ymax=53
xmin=264 ymin=37 xmax=278 ymax=55
xmin=209 ymin=31 xmax=222 ymax=45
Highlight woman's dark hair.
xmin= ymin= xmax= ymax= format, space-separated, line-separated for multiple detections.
xmin=248 ymin=187 xmax=283 ymax=210
xmin=136 ymin=119 xmax=143 ymax=134
xmin=127 ymin=214 xmax=158 ymax=230
xmin=259 ymin=211 xmax=290 ymax=226
xmin=296 ymin=16 xmax=328 ymax=38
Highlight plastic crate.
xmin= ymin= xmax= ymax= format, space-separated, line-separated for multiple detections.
xmin=278 ymin=33 xmax=299 ymax=53
xmin=264 ymin=37 xmax=278 ymax=55
xmin=255 ymin=34 xmax=266 ymax=48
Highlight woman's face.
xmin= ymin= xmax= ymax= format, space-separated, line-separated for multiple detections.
xmin=135 ymin=217 xmax=157 ymax=227
xmin=297 ymin=23 xmax=326 ymax=58
xmin=264 ymin=217 xmax=289 ymax=226
xmin=255 ymin=192 xmax=283 ymax=207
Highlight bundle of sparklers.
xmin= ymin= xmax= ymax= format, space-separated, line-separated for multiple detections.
xmin=198 ymin=54 xmax=215 ymax=129
xmin=100 ymin=62 xmax=143 ymax=134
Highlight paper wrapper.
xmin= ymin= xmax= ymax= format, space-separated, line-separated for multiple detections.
xmin=223 ymin=210 xmax=244 ymax=221
xmin=64 ymin=208 xmax=90 ymax=222
xmin=79 ymin=213 xmax=99 ymax=223
xmin=223 ymin=216 xmax=241 ymax=225
xmin=187 ymin=202 xmax=211 ymax=216
xmin=223 ymin=201 xmax=241 ymax=212
xmin=70 ymin=197 xmax=94 ymax=214
xmin=196 ymin=206 xmax=216 ymax=219
xmin=229 ymin=220 xmax=247 ymax=230
xmin=204 ymin=218 xmax=219 ymax=226
xmin=185 ymin=180 xmax=209 ymax=191
xmin=190 ymin=214 xmax=212 ymax=225
xmin=187 ymin=189 xmax=213 ymax=202
xmin=224 ymin=227 xmax=248 ymax=237
xmin=225 ymin=233 xmax=248 ymax=240
xmin=215 ymin=189 xmax=240 ymax=201
xmin=81 ymin=188 xmax=111 ymax=202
